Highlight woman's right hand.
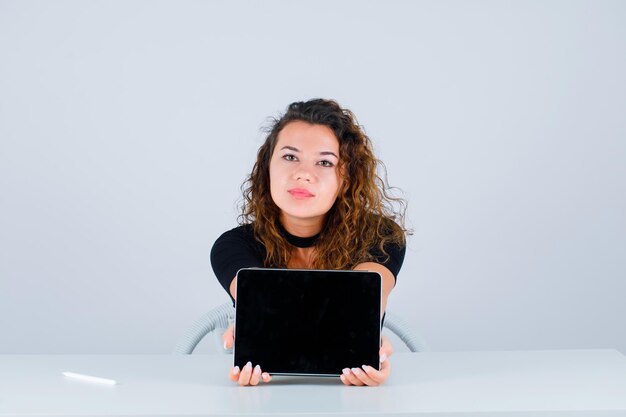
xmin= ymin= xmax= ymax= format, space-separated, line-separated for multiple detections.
xmin=222 ymin=323 xmax=273 ymax=386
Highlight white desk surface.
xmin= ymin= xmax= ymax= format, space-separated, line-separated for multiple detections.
xmin=1 ymin=350 xmax=626 ymax=416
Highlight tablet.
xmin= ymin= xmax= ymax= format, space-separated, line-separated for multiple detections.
xmin=233 ymin=268 xmax=382 ymax=377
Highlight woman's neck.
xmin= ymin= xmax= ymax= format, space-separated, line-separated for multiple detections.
xmin=279 ymin=214 xmax=324 ymax=238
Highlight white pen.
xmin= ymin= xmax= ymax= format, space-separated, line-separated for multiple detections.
xmin=62 ymin=371 xmax=117 ymax=385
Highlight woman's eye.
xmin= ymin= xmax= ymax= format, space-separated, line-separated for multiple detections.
xmin=283 ymin=154 xmax=297 ymax=161
xmin=318 ymin=160 xmax=334 ymax=167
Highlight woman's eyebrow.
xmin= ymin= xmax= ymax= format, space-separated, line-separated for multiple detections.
xmin=280 ymin=146 xmax=338 ymax=159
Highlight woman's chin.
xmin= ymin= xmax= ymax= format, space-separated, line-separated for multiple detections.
xmin=279 ymin=208 xmax=327 ymax=223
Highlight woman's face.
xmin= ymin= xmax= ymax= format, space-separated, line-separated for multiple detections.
xmin=269 ymin=120 xmax=343 ymax=229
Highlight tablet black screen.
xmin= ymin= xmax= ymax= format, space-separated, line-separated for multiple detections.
xmin=234 ymin=268 xmax=381 ymax=376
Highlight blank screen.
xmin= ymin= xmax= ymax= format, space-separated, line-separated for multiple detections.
xmin=234 ymin=268 xmax=381 ymax=376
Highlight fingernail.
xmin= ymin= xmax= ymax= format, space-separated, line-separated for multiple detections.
xmin=362 ymin=365 xmax=369 ymax=370
xmin=223 ymin=340 xmax=228 ymax=350
xmin=351 ymin=367 xmax=360 ymax=374
xmin=340 ymin=374 xmax=345 ymax=381
xmin=254 ymin=365 xmax=261 ymax=374
xmin=342 ymin=368 xmax=350 ymax=375
xmin=245 ymin=361 xmax=252 ymax=370
xmin=232 ymin=366 xmax=239 ymax=375
xmin=262 ymin=372 xmax=269 ymax=379
xmin=380 ymin=354 xmax=387 ymax=363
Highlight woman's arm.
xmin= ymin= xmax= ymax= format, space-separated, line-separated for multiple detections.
xmin=229 ymin=276 xmax=237 ymax=301
xmin=210 ymin=225 xmax=265 ymax=305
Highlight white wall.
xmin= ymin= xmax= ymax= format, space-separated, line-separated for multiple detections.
xmin=1 ymin=0 xmax=624 ymax=354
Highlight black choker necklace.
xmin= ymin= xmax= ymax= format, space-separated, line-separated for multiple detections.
xmin=278 ymin=223 xmax=320 ymax=248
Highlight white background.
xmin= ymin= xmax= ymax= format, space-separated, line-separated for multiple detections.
xmin=1 ymin=0 xmax=624 ymax=354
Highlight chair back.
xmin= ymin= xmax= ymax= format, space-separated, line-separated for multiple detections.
xmin=173 ymin=302 xmax=428 ymax=354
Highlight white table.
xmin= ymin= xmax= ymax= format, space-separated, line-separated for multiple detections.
xmin=1 ymin=350 xmax=626 ymax=416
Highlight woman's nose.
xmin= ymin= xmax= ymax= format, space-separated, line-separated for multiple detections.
xmin=294 ymin=166 xmax=313 ymax=182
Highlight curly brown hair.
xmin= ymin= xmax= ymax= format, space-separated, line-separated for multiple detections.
xmin=239 ymin=99 xmax=409 ymax=269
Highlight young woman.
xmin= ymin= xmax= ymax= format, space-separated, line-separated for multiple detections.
xmin=210 ymin=99 xmax=408 ymax=386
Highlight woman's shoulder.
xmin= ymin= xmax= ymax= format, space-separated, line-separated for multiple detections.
xmin=213 ymin=223 xmax=258 ymax=246
xmin=210 ymin=223 xmax=266 ymax=292
xmin=366 ymin=216 xmax=407 ymax=279
xmin=217 ymin=223 xmax=255 ymax=238
xmin=211 ymin=223 xmax=266 ymax=261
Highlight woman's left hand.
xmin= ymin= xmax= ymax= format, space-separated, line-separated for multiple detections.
xmin=339 ymin=335 xmax=393 ymax=386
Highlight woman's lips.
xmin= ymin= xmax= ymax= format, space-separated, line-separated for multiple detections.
xmin=288 ymin=188 xmax=314 ymax=198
